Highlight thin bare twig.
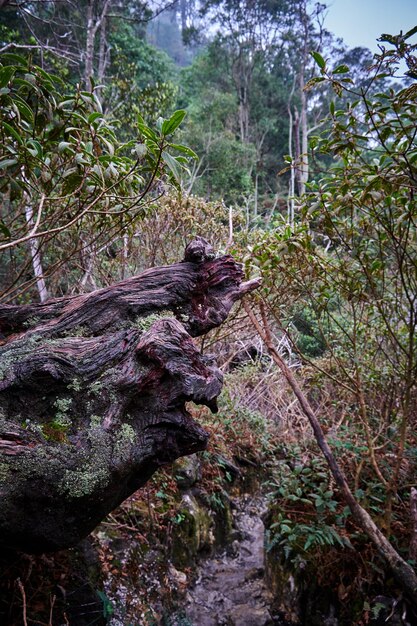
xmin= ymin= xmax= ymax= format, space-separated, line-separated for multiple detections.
xmin=16 ymin=578 xmax=28 ymax=626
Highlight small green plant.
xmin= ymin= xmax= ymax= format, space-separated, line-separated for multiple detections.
xmin=291 ymin=308 xmax=327 ymax=358
xmin=161 ymin=611 xmax=193 ymax=626
xmin=266 ymin=513 xmax=352 ymax=560
xmin=42 ymin=418 xmax=70 ymax=443
xmin=267 ymin=447 xmax=352 ymax=562
xmin=209 ymin=491 xmax=225 ymax=510
xmin=97 ymin=590 xmax=114 ymax=618
xmin=173 ymin=512 xmax=186 ymax=524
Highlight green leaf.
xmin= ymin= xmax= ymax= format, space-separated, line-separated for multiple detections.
xmin=137 ymin=115 xmax=159 ymax=142
xmin=96 ymin=591 xmax=114 ymax=618
xmin=162 ymin=151 xmax=182 ymax=182
xmin=404 ymin=25 xmax=417 ymax=40
xmin=58 ymin=141 xmax=75 ymax=154
xmin=100 ymin=136 xmax=115 ymax=156
xmin=0 ymin=65 xmax=15 ymax=88
xmin=88 ymin=112 xmax=103 ymax=124
xmin=174 ymin=155 xmax=189 ymax=165
xmin=169 ymin=143 xmax=198 ymax=158
xmin=23 ymin=73 xmax=37 ymax=85
xmin=280 ymin=524 xmax=292 ymax=534
xmin=0 ymin=158 xmax=18 ymax=169
xmin=15 ymin=75 xmax=38 ymax=90
xmin=305 ymin=76 xmax=325 ymax=91
xmin=304 ymin=536 xmax=315 ymax=550
xmin=33 ymin=65 xmax=63 ymax=85
xmin=59 ymin=99 xmax=75 ymax=110
xmin=0 ymin=53 xmax=28 ymax=66
xmin=333 ymin=64 xmax=350 ymax=74
xmin=26 ymin=139 xmax=43 ymax=158
xmin=70 ymin=111 xmax=88 ymax=125
xmin=2 ymin=121 xmax=23 ymax=144
xmin=14 ymin=99 xmax=34 ymax=124
xmin=132 ymin=143 xmax=147 ymax=158
xmin=75 ymin=153 xmax=90 ymax=165
xmin=310 ymin=51 xmax=326 ymax=70
xmin=62 ymin=171 xmax=83 ymax=194
xmin=62 ymin=167 xmax=78 ymax=179
xmin=162 ymin=109 xmax=187 ymax=136
xmin=0 ymin=221 xmax=11 ymax=238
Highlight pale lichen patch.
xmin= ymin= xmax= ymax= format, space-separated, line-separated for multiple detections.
xmin=132 ymin=310 xmax=175 ymax=332
xmin=0 ymin=462 xmax=10 ymax=482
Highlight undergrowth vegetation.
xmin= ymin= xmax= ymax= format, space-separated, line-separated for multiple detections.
xmin=1 ymin=4 xmax=417 ymax=623
xmin=92 ymin=362 xmax=285 ymax=624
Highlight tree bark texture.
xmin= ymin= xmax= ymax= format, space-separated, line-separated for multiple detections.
xmin=0 ymin=238 xmax=259 ymax=553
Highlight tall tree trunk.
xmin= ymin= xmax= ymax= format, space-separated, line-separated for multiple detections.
xmin=287 ymin=75 xmax=296 ymax=224
xmin=234 ymin=51 xmax=252 ymax=145
xmin=24 ymin=203 xmax=48 ymax=303
xmin=85 ymin=0 xmax=111 ymax=89
xmin=298 ymin=0 xmax=309 ymax=196
xmin=180 ymin=0 xmax=188 ymax=31
xmin=253 ymin=171 xmax=258 ymax=220
xmin=293 ymin=106 xmax=302 ymax=195
xmin=287 ymin=107 xmax=295 ymax=225
xmin=238 ymin=85 xmax=250 ymax=144
xmin=298 ymin=57 xmax=309 ymax=195
xmin=97 ymin=9 xmax=108 ymax=85
xmin=84 ymin=0 xmax=96 ymax=89
xmin=79 ymin=236 xmax=98 ymax=292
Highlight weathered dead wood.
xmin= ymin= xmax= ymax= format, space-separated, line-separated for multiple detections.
xmin=0 ymin=238 xmax=260 ymax=552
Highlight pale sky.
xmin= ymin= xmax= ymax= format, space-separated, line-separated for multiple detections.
xmin=324 ymin=0 xmax=417 ymax=52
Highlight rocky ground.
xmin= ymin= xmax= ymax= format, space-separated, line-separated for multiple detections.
xmin=175 ymin=495 xmax=285 ymax=626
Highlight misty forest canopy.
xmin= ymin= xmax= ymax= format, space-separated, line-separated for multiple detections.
xmin=1 ymin=0 xmax=417 ymax=622
xmin=0 ymin=0 xmax=395 ymax=301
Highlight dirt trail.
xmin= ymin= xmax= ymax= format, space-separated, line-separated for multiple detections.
xmin=180 ymin=495 xmax=284 ymax=626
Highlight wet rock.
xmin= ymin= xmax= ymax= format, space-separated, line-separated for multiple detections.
xmin=171 ymin=493 xmax=214 ymax=568
xmin=182 ymin=496 xmax=280 ymax=626
xmin=245 ymin=566 xmax=265 ymax=581
xmin=212 ymin=491 xmax=235 ymax=546
xmin=144 ymin=548 xmax=164 ymax=564
xmin=226 ymin=539 xmax=240 ymax=557
xmin=173 ymin=454 xmax=202 ymax=490
xmin=229 ymin=528 xmax=243 ymax=541
xmin=168 ymin=565 xmax=187 ymax=586
xmin=265 ymin=552 xmax=302 ymax=625
xmin=228 ymin=604 xmax=272 ymax=626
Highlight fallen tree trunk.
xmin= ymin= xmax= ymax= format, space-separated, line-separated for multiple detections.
xmin=0 ymin=238 xmax=259 ymax=553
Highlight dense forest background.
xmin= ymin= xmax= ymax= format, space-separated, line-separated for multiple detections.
xmin=0 ymin=0 xmax=379 ymax=304
xmin=1 ymin=1 xmax=417 ymax=625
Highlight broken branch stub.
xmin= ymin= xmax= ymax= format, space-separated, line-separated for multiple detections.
xmin=0 ymin=237 xmax=260 ymax=552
